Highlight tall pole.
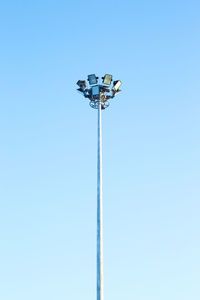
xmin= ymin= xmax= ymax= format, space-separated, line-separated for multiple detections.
xmin=97 ymin=97 xmax=103 ymax=300
xmin=76 ymin=74 xmax=121 ymax=300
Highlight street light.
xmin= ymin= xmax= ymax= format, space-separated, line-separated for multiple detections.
xmin=76 ymin=74 xmax=122 ymax=300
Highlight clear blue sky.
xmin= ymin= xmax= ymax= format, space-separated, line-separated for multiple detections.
xmin=0 ymin=1 xmax=200 ymax=299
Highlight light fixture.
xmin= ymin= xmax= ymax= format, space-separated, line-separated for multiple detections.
xmin=92 ymin=85 xmax=100 ymax=97
xmin=77 ymin=73 xmax=122 ymax=107
xmin=77 ymin=80 xmax=86 ymax=89
xmin=102 ymin=74 xmax=112 ymax=85
xmin=77 ymin=88 xmax=84 ymax=94
xmin=113 ymin=80 xmax=122 ymax=91
xmin=88 ymin=74 xmax=98 ymax=85
xmin=100 ymin=85 xmax=110 ymax=93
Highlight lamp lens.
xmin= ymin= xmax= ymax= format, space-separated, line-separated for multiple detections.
xmin=77 ymin=80 xmax=86 ymax=88
xmin=88 ymin=74 xmax=97 ymax=85
xmin=92 ymin=85 xmax=100 ymax=96
xmin=103 ymin=74 xmax=112 ymax=85
xmin=114 ymin=80 xmax=122 ymax=91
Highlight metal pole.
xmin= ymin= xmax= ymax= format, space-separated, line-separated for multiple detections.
xmin=76 ymin=74 xmax=121 ymax=300
xmin=97 ymin=97 xmax=103 ymax=300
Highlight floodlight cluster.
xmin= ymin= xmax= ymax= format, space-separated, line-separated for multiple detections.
xmin=76 ymin=74 xmax=122 ymax=109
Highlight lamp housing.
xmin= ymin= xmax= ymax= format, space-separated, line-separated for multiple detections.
xmin=92 ymin=85 xmax=100 ymax=97
xmin=100 ymin=85 xmax=110 ymax=93
xmin=77 ymin=80 xmax=86 ymax=89
xmin=88 ymin=74 xmax=98 ymax=85
xmin=102 ymin=74 xmax=112 ymax=85
xmin=113 ymin=80 xmax=122 ymax=91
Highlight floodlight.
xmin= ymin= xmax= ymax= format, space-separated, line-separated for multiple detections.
xmin=76 ymin=73 xmax=121 ymax=108
xmin=100 ymin=85 xmax=110 ymax=93
xmin=77 ymin=88 xmax=84 ymax=93
xmin=76 ymin=80 xmax=86 ymax=90
xmin=88 ymin=74 xmax=98 ymax=85
xmin=92 ymin=85 xmax=100 ymax=96
xmin=113 ymin=80 xmax=122 ymax=91
xmin=102 ymin=74 xmax=112 ymax=85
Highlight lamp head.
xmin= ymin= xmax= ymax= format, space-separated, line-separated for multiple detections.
xmin=100 ymin=85 xmax=110 ymax=93
xmin=77 ymin=80 xmax=87 ymax=90
xmin=91 ymin=85 xmax=100 ymax=98
xmin=102 ymin=74 xmax=112 ymax=85
xmin=113 ymin=80 xmax=122 ymax=91
xmin=88 ymin=74 xmax=98 ymax=85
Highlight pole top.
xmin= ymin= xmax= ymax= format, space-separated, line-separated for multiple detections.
xmin=76 ymin=74 xmax=122 ymax=110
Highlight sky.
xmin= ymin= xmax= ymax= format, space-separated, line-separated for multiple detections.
xmin=0 ymin=0 xmax=200 ymax=299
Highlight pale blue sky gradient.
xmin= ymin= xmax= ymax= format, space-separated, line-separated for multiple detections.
xmin=0 ymin=1 xmax=200 ymax=299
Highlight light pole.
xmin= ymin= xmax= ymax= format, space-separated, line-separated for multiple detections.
xmin=76 ymin=74 xmax=122 ymax=300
